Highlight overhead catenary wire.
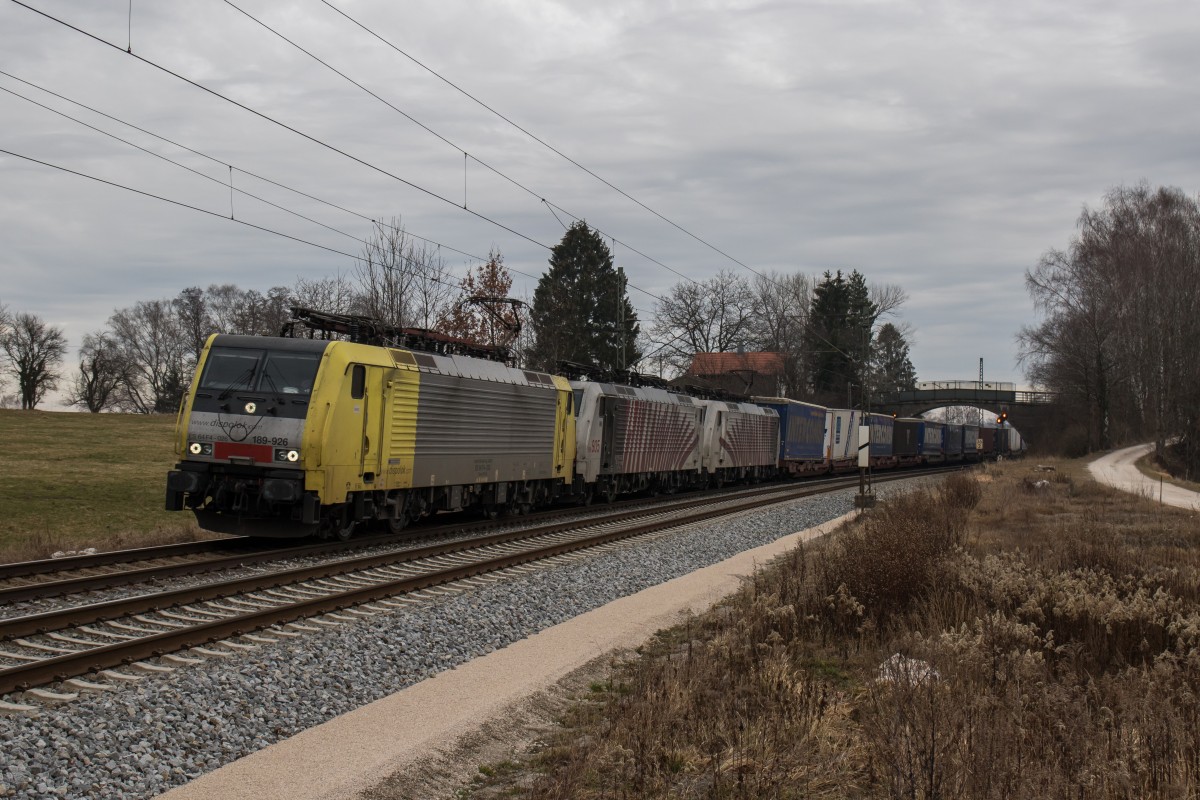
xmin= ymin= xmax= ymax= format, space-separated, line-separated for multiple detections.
xmin=0 ymin=147 xmax=477 ymax=293
xmin=9 ymin=0 xmax=552 ymax=254
xmin=314 ymin=0 xmax=878 ymax=365
xmin=0 ymin=68 xmax=485 ymax=264
xmin=222 ymin=0 xmax=701 ymax=289
xmin=7 ymin=1 xmax=669 ymax=309
xmin=315 ymin=0 xmax=770 ymax=283
xmin=1 ymin=148 xmax=365 ymax=263
xmin=0 ymin=145 xmax=663 ymax=317
xmin=0 ymin=78 xmax=484 ymax=263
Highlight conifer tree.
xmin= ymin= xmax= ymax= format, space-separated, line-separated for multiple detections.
xmin=869 ymin=322 xmax=918 ymax=392
xmin=803 ymin=269 xmax=878 ymax=406
xmin=527 ymin=221 xmax=640 ymax=373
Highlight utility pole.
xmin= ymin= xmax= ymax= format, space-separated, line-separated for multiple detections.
xmin=855 ymin=324 xmax=876 ymax=510
xmin=978 ymin=357 xmax=984 ymax=427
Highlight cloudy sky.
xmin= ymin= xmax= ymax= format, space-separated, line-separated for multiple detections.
xmin=3 ymin=0 xmax=1198 ymax=405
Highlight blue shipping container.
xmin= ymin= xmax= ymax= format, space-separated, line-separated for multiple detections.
xmin=756 ymin=398 xmax=826 ymax=460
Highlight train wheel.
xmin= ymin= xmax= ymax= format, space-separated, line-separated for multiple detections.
xmin=336 ymin=516 xmax=355 ymax=541
xmin=387 ymin=512 xmax=408 ymax=535
xmin=603 ymin=483 xmax=617 ymax=504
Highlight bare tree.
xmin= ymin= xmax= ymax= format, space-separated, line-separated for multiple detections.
xmin=67 ymin=332 xmax=124 ymax=412
xmin=748 ymin=271 xmax=812 ymax=396
xmin=205 ymin=284 xmax=251 ymax=334
xmin=870 ymin=282 xmax=909 ymax=320
xmin=1020 ymin=183 xmax=1200 ymax=470
xmin=1020 ymin=239 xmax=1124 ymax=450
xmin=650 ymin=270 xmax=756 ymax=376
xmin=257 ymin=286 xmax=295 ymax=336
xmin=0 ymin=302 xmax=9 ymax=393
xmin=440 ymin=249 xmax=521 ymax=348
xmin=174 ymin=287 xmax=210 ymax=364
xmin=0 ymin=312 xmax=67 ymax=410
xmin=293 ymin=272 xmax=358 ymax=316
xmin=107 ymin=300 xmax=189 ymax=414
xmin=355 ymin=218 xmax=455 ymax=329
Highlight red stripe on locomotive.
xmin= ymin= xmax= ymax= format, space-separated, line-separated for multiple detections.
xmin=214 ymin=442 xmax=274 ymax=463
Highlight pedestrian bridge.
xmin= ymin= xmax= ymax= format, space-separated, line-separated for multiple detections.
xmin=876 ymin=381 xmax=1057 ymax=417
xmin=874 ymin=381 xmax=1057 ymax=451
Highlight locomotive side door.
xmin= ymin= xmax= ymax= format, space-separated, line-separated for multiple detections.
xmin=600 ymin=396 xmax=616 ymax=471
xmin=351 ymin=364 xmax=384 ymax=483
xmin=716 ymin=410 xmax=725 ymax=465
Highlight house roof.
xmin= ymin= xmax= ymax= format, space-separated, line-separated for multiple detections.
xmin=686 ymin=352 xmax=785 ymax=377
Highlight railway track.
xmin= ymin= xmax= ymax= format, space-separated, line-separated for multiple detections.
xmin=0 ymin=468 xmax=956 ymax=698
xmin=0 ymin=508 xmax=602 ymax=607
xmin=0 ymin=472 xmax=875 ymax=607
xmin=0 ymin=530 xmax=464 ymax=606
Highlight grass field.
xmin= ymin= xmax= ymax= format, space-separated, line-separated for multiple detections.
xmin=0 ymin=409 xmax=208 ymax=560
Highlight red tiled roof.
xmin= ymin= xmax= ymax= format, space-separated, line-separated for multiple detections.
xmin=686 ymin=352 xmax=785 ymax=376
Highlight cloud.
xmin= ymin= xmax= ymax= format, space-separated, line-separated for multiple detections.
xmin=3 ymin=0 xmax=1199 ymax=408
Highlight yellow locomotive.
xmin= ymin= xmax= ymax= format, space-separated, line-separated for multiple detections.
xmin=166 ymin=310 xmax=575 ymax=538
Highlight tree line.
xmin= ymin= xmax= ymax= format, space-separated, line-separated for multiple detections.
xmin=1 ymin=218 xmax=918 ymax=413
xmin=1020 ymin=183 xmax=1200 ymax=476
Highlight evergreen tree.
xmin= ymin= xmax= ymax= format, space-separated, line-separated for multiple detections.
xmin=802 ymin=270 xmax=877 ymax=407
xmin=527 ymin=221 xmax=641 ymax=373
xmin=869 ymin=322 xmax=917 ymax=392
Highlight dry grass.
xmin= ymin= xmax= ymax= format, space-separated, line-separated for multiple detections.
xmin=0 ymin=409 xmax=208 ymax=561
xmin=1136 ymin=451 xmax=1200 ymax=495
xmin=467 ymin=461 xmax=1200 ymax=799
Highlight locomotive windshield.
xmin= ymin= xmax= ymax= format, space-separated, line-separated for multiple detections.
xmin=200 ymin=347 xmax=321 ymax=396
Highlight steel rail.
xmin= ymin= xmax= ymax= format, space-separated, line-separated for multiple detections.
xmin=0 ymin=473 xmax=874 ymax=605
xmin=0 ymin=476 xmax=860 ymax=693
xmin=0 ymin=467 xmax=964 ymax=694
xmin=0 ymin=538 xmax=250 ymax=581
xmin=0 ymin=464 xmax=950 ymax=602
xmin=0 ymin=480 xmax=845 ymax=641
xmin=0 ymin=528 xmax=482 ymax=604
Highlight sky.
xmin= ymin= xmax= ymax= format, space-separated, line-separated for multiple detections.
xmin=3 ymin=0 xmax=1199 ymax=407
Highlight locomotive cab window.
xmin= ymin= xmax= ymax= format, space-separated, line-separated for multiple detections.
xmin=350 ymin=364 xmax=366 ymax=399
xmin=199 ymin=349 xmax=261 ymax=392
xmin=261 ymin=352 xmax=321 ymax=395
xmin=199 ymin=347 xmax=321 ymax=397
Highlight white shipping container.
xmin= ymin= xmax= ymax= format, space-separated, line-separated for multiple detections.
xmin=825 ymin=408 xmax=859 ymax=463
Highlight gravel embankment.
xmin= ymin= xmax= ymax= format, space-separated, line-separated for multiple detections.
xmin=0 ymin=479 xmax=930 ymax=800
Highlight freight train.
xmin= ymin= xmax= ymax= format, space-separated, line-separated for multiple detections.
xmin=165 ymin=309 xmax=1017 ymax=539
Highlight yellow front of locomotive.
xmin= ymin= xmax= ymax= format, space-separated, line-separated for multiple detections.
xmin=166 ymin=333 xmax=331 ymax=537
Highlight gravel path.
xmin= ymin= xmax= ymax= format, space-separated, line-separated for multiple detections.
xmin=0 ymin=479 xmax=930 ymax=800
xmin=1088 ymin=443 xmax=1200 ymax=512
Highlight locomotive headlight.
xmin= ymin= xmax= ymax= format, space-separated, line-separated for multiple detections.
xmin=189 ymin=442 xmax=202 ymax=455
xmin=286 ymin=450 xmax=299 ymax=462
xmin=188 ymin=442 xmax=213 ymax=456
xmin=274 ymin=448 xmax=301 ymax=463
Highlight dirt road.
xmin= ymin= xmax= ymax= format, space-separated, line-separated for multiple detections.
xmin=1088 ymin=443 xmax=1199 ymax=512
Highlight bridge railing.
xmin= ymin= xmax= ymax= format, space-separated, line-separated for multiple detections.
xmin=876 ymin=387 xmax=1058 ymax=406
xmin=917 ymin=380 xmax=1016 ymax=392
xmin=1014 ymin=390 xmax=1057 ymax=405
